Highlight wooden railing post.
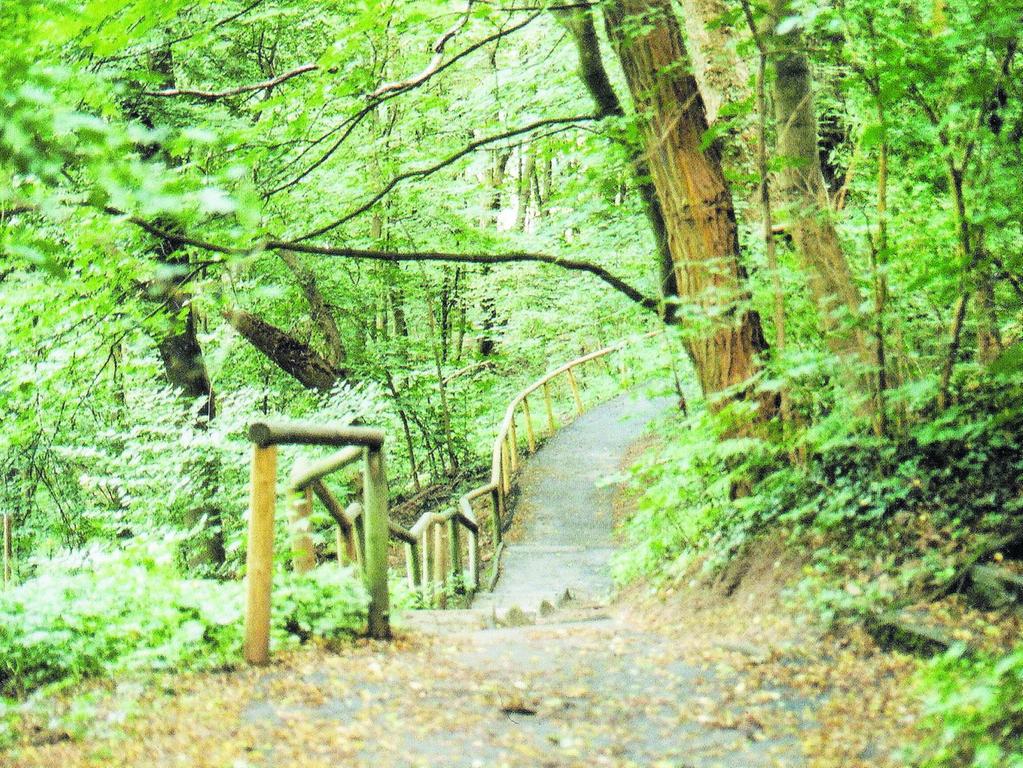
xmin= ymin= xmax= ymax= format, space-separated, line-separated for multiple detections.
xmin=491 ymin=487 xmax=503 ymax=545
xmin=508 ymin=422 xmax=518 ymax=472
xmin=522 ymin=397 xmax=537 ymax=453
xmin=433 ymin=520 xmax=450 ymax=606
xmin=420 ymin=529 xmax=431 ymax=602
xmin=567 ymin=368 xmax=584 ymax=415
xmin=468 ymin=527 xmax=479 ymax=590
xmin=543 ymin=381 xmax=556 ymax=434
xmin=363 ymin=447 xmax=390 ymax=639
xmin=404 ymin=541 xmax=421 ymax=590
xmin=244 ymin=444 xmax=278 ymax=665
xmin=287 ymin=474 xmax=316 ymax=573
xmin=501 ymin=441 xmax=511 ymax=492
xmin=447 ymin=516 xmax=461 ymax=583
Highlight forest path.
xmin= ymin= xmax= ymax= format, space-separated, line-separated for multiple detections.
xmin=471 ymin=391 xmax=675 ymax=618
xmin=15 ymin=392 xmax=827 ymax=768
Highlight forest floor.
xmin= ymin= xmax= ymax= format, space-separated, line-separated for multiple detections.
xmin=6 ymin=394 xmax=921 ymax=768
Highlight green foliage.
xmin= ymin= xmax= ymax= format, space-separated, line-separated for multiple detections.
xmin=617 ymin=378 xmax=1023 ymax=607
xmin=0 ymin=538 xmax=367 ymax=698
xmin=910 ymin=645 xmax=1023 ymax=768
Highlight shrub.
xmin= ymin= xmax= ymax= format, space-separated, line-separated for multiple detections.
xmin=0 ymin=537 xmax=368 ymax=697
xmin=910 ymin=645 xmax=1023 ymax=768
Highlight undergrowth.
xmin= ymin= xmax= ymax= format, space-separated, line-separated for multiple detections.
xmin=0 ymin=536 xmax=368 ymax=701
xmin=615 ymin=376 xmax=1023 ymax=767
xmin=909 ymin=645 xmax=1023 ymax=768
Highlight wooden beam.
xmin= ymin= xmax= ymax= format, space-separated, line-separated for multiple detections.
xmin=363 ymin=448 xmax=391 ymax=639
xmin=290 ymin=446 xmax=364 ymax=490
xmin=249 ymin=420 xmax=385 ymax=449
xmin=244 ymin=444 xmax=278 ymax=665
xmin=567 ymin=368 xmax=583 ymax=415
xmin=543 ymin=381 xmax=556 ymax=434
xmin=288 ymin=485 xmax=316 ymax=573
xmin=522 ymin=397 xmax=537 ymax=452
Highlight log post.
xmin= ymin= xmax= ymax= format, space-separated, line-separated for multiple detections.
xmin=567 ymin=368 xmax=584 ymax=415
xmin=244 ymin=444 xmax=278 ymax=665
xmin=491 ymin=486 xmax=503 ymax=545
xmin=363 ymin=447 xmax=390 ymax=639
xmin=468 ymin=526 xmax=479 ymax=590
xmin=420 ymin=529 xmax=431 ymax=603
xmin=508 ymin=420 xmax=519 ymax=471
xmin=336 ymin=526 xmax=346 ymax=565
xmin=448 ymin=516 xmax=461 ymax=582
xmin=433 ymin=519 xmax=447 ymax=607
xmin=543 ymin=381 xmax=556 ymax=434
xmin=405 ymin=541 xmax=421 ymax=590
xmin=501 ymin=441 xmax=511 ymax=492
xmin=287 ymin=480 xmax=316 ymax=574
xmin=2 ymin=512 xmax=12 ymax=589
xmin=522 ymin=397 xmax=537 ymax=452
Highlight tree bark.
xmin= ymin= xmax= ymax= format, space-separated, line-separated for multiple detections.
xmin=277 ymin=252 xmax=346 ymax=368
xmin=768 ymin=1 xmax=866 ymax=365
xmin=557 ymin=5 xmax=679 ymax=321
xmin=223 ymin=308 xmax=347 ymax=390
xmin=677 ymin=0 xmax=751 ymax=126
xmin=604 ymin=0 xmax=772 ymax=412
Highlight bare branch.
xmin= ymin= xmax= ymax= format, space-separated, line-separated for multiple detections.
xmin=370 ymin=1 xmax=476 ymax=98
xmin=263 ymin=243 xmax=660 ymax=312
xmin=262 ymin=10 xmax=544 ymax=198
xmin=147 ymin=63 xmax=318 ymax=100
xmin=4 ymin=194 xmax=659 ymax=313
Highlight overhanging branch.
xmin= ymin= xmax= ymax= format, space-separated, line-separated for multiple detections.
xmin=4 ymin=202 xmax=659 ymax=313
xmin=265 ymin=243 xmax=660 ymax=312
xmin=147 ymin=63 xmax=319 ymax=100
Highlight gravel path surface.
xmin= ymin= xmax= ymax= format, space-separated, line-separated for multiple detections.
xmin=473 ymin=392 xmax=675 ymax=616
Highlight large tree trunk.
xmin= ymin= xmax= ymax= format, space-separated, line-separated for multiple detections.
xmin=604 ymin=0 xmax=771 ymax=413
xmin=223 ymin=308 xmax=347 ymax=390
xmin=677 ymin=0 xmax=751 ymax=125
xmin=557 ymin=6 xmax=679 ymax=321
xmin=768 ymin=1 xmax=867 ymax=366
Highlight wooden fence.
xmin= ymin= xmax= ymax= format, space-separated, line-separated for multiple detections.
xmin=455 ymin=330 xmax=661 ymax=589
xmin=242 ymin=330 xmax=658 ymax=663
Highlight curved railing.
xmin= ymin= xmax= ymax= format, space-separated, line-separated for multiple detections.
xmin=450 ymin=330 xmax=661 ymax=594
xmin=242 ymin=331 xmax=660 ymax=662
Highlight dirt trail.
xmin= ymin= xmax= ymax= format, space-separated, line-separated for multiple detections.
xmin=9 ymin=392 xmax=915 ymax=768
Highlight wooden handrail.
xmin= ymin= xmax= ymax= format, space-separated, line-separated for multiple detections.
xmin=461 ymin=330 xmax=660 ymax=578
xmin=245 ymin=331 xmax=659 ymax=646
xmin=249 ymin=420 xmax=385 ymax=449
xmin=243 ymin=421 xmax=392 ymax=665
xmin=291 ymin=446 xmax=364 ymax=490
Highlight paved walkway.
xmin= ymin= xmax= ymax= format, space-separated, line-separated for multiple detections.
xmin=473 ymin=392 xmax=674 ymax=617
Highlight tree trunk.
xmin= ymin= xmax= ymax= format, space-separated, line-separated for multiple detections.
xmin=768 ymin=1 xmax=867 ymax=366
xmin=677 ymin=0 xmax=751 ymax=125
xmin=277 ymin=252 xmax=345 ymax=368
xmin=604 ymin=0 xmax=772 ymax=413
xmin=558 ymin=5 xmax=679 ymax=321
xmin=223 ymin=308 xmax=346 ymax=390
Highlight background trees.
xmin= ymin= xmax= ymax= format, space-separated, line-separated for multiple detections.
xmin=1 ymin=0 xmax=1021 ymax=624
